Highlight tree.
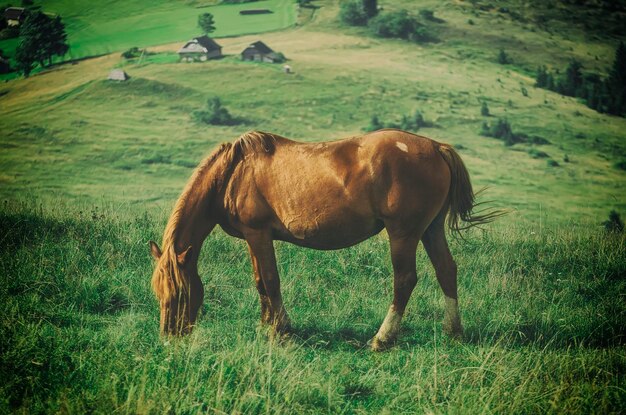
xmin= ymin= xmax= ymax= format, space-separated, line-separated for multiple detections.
xmin=193 ymin=97 xmax=236 ymax=125
xmin=16 ymin=11 xmax=69 ymax=75
xmin=560 ymin=59 xmax=583 ymax=97
xmin=15 ymin=41 xmax=36 ymax=76
xmin=607 ymin=41 xmax=626 ymax=115
xmin=368 ymin=9 xmax=420 ymax=40
xmin=198 ymin=13 xmax=216 ymax=35
xmin=362 ymin=0 xmax=377 ymax=18
xmin=339 ymin=0 xmax=368 ymax=26
xmin=481 ymin=101 xmax=490 ymax=116
xmin=497 ymin=49 xmax=510 ymax=64
xmin=48 ymin=15 xmax=69 ymax=65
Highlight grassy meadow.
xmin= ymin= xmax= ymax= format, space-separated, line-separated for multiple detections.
xmin=1 ymin=0 xmax=625 ymax=413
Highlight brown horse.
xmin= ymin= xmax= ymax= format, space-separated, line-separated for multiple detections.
xmin=149 ymin=129 xmax=497 ymax=350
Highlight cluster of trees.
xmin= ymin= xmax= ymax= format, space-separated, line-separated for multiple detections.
xmin=340 ymin=0 xmax=437 ymax=42
xmin=14 ymin=9 xmax=69 ymax=76
xmin=365 ymin=110 xmax=432 ymax=132
xmin=535 ymin=42 xmax=626 ymax=117
xmin=480 ymin=118 xmax=549 ymax=147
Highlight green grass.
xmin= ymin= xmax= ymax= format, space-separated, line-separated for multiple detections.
xmin=1 ymin=202 xmax=624 ymax=413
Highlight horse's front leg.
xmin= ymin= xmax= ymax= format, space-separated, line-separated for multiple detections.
xmin=245 ymin=229 xmax=292 ymax=334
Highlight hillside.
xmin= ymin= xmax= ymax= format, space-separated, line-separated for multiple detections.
xmin=1 ymin=0 xmax=625 ymax=224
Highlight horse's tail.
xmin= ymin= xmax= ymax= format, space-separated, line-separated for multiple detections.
xmin=436 ymin=143 xmax=504 ymax=235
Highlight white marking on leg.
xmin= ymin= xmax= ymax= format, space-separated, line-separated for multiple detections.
xmin=395 ymin=142 xmax=409 ymax=152
xmin=375 ymin=305 xmax=403 ymax=343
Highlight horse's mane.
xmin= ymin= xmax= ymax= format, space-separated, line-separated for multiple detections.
xmin=234 ymin=130 xmax=277 ymax=156
xmin=152 ymin=131 xmax=278 ymax=300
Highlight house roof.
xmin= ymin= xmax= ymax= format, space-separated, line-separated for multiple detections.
xmin=4 ymin=7 xmax=25 ymax=20
xmin=242 ymin=41 xmax=274 ymax=55
xmin=195 ymin=36 xmax=221 ymax=51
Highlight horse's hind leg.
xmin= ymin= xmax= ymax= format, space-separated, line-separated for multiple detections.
xmin=245 ymin=229 xmax=292 ymax=334
xmin=371 ymin=230 xmax=420 ymax=351
xmin=421 ymin=215 xmax=464 ymax=338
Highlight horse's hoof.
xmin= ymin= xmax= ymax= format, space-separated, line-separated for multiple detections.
xmin=443 ymin=322 xmax=464 ymax=340
xmin=369 ymin=336 xmax=394 ymax=352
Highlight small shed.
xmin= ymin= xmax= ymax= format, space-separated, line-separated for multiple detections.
xmin=178 ymin=36 xmax=222 ymax=62
xmin=108 ymin=69 xmax=129 ymax=81
xmin=4 ymin=7 xmax=25 ymax=26
xmin=241 ymin=41 xmax=280 ymax=63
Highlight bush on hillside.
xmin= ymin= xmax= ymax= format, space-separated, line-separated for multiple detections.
xmin=193 ymin=97 xmax=239 ymax=126
xmin=339 ymin=0 xmax=368 ymax=26
xmin=497 ymin=49 xmax=511 ymax=64
xmin=603 ymin=210 xmax=624 ymax=233
xmin=365 ymin=115 xmax=384 ymax=132
xmin=481 ymin=102 xmax=490 ymax=116
xmin=368 ymin=10 xmax=421 ymax=41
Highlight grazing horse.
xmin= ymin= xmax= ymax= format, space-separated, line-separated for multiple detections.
xmin=149 ymin=129 xmax=498 ymax=350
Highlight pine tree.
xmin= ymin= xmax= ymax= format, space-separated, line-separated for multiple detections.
xmin=562 ymin=59 xmax=583 ymax=97
xmin=607 ymin=41 xmax=626 ymax=116
xmin=198 ymin=13 xmax=216 ymax=35
xmin=535 ymin=65 xmax=548 ymax=87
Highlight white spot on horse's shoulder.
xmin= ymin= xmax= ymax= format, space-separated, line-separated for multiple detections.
xmin=396 ymin=142 xmax=409 ymax=152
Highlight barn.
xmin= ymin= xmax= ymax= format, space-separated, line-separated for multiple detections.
xmin=4 ymin=7 xmax=25 ymax=26
xmin=178 ymin=36 xmax=222 ymax=62
xmin=241 ymin=41 xmax=281 ymax=63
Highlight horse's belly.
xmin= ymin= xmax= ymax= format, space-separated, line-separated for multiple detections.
xmin=274 ymin=213 xmax=384 ymax=250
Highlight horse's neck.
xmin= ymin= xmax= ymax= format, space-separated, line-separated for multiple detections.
xmin=168 ymin=167 xmax=222 ymax=260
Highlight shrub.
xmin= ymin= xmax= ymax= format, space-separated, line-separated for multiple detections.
xmin=528 ymin=149 xmax=549 ymax=159
xmin=547 ymin=159 xmax=560 ymax=167
xmin=481 ymin=102 xmax=490 ymax=116
xmin=419 ymin=9 xmax=435 ymax=20
xmin=481 ymin=118 xmax=515 ymax=145
xmin=615 ymin=160 xmax=626 ymax=171
xmin=0 ymin=26 xmax=19 ymax=40
xmin=368 ymin=10 xmax=420 ymax=41
xmin=603 ymin=210 xmax=624 ymax=233
xmin=193 ymin=97 xmax=237 ymax=125
xmin=339 ymin=0 xmax=368 ymax=26
xmin=365 ymin=115 xmax=384 ymax=132
xmin=121 ymin=47 xmax=142 ymax=59
xmin=497 ymin=49 xmax=511 ymax=64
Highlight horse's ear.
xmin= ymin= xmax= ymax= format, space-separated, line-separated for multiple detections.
xmin=149 ymin=241 xmax=162 ymax=260
xmin=177 ymin=246 xmax=192 ymax=266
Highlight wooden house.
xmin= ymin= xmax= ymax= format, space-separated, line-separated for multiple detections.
xmin=241 ymin=41 xmax=280 ymax=63
xmin=4 ymin=7 xmax=26 ymax=26
xmin=178 ymin=36 xmax=222 ymax=62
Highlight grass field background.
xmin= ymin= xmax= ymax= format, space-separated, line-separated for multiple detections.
xmin=0 ymin=0 xmax=625 ymax=413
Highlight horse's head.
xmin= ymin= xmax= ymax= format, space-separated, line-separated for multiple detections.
xmin=149 ymin=241 xmax=203 ymax=336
